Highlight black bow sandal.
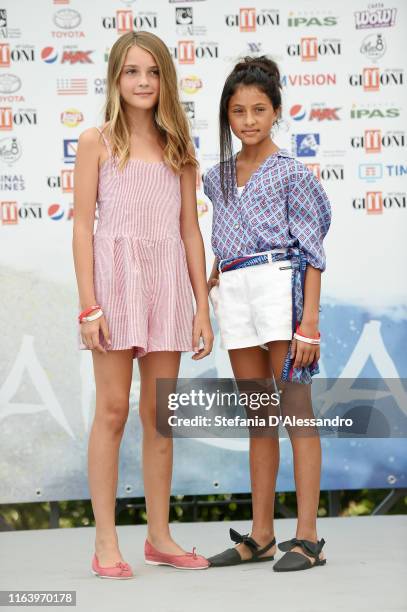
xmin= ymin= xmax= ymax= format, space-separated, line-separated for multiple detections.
xmin=208 ymin=528 xmax=276 ymax=567
xmin=273 ymin=537 xmax=326 ymax=572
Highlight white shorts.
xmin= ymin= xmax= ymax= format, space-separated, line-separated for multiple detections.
xmin=209 ymin=249 xmax=293 ymax=351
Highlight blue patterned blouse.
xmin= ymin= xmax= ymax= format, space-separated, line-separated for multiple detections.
xmin=203 ymin=148 xmax=332 ymax=271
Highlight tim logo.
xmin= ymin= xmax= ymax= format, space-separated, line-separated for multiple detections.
xmin=366 ymin=191 xmax=383 ymax=214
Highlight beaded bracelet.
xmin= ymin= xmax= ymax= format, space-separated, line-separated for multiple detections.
xmin=78 ymin=304 xmax=102 ymax=323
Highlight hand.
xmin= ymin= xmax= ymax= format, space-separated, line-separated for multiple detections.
xmin=80 ymin=314 xmax=111 ymax=354
xmin=291 ymin=320 xmax=320 ymax=369
xmin=191 ymin=311 xmax=214 ymax=360
xmin=207 ymin=276 xmax=219 ymax=294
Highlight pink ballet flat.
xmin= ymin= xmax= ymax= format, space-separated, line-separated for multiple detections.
xmin=144 ymin=539 xmax=209 ymax=570
xmin=91 ymin=553 xmax=134 ymax=579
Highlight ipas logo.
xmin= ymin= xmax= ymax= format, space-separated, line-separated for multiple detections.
xmin=287 ymin=37 xmax=341 ymax=61
xmin=351 ymin=129 xmax=405 ymax=153
xmin=350 ymin=104 xmax=400 ymax=120
xmin=0 ymin=107 xmax=37 ymax=129
xmin=349 ymin=68 xmax=403 ymax=91
xmin=0 ymin=43 xmax=35 ymax=67
xmin=173 ymin=41 xmax=218 ymax=64
xmin=292 ymin=133 xmax=320 ymax=157
xmin=47 ymin=170 xmax=74 ymax=193
xmin=354 ymin=7 xmax=397 ymax=29
xmin=225 ymin=8 xmax=280 ymax=31
xmin=287 ymin=12 xmax=338 ymax=27
xmin=290 ymin=104 xmax=341 ymax=121
xmin=352 ymin=191 xmax=406 ymax=214
xmin=102 ymin=10 xmax=158 ymax=33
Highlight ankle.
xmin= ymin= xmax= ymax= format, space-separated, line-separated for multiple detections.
xmin=250 ymin=528 xmax=275 ymax=543
xmin=147 ymin=531 xmax=172 ymax=546
xmin=295 ymin=530 xmax=318 ymax=542
xmin=95 ymin=534 xmax=119 ymax=548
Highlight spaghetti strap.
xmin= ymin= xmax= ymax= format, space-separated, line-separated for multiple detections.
xmin=96 ymin=125 xmax=112 ymax=157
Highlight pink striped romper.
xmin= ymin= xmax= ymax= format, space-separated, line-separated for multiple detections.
xmin=77 ymin=126 xmax=194 ymax=358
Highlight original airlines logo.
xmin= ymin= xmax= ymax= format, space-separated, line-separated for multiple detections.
xmin=0 ymin=43 xmax=35 ymax=67
xmin=305 ymin=162 xmax=344 ymax=182
xmin=0 ymin=135 xmax=22 ymax=163
xmin=354 ymin=6 xmax=397 ymax=29
xmin=352 ymin=191 xmax=405 ymax=214
xmin=287 ymin=37 xmax=341 ymax=61
xmin=225 ymin=8 xmax=280 ymax=31
xmin=41 ymin=46 xmax=94 ymax=64
xmin=47 ymin=170 xmax=75 ymax=193
xmin=287 ymin=11 xmax=338 ymax=27
xmin=180 ymin=75 xmax=203 ymax=95
xmin=350 ymin=129 xmax=405 ymax=153
xmin=290 ymin=104 xmax=341 ymax=121
xmin=360 ymin=33 xmax=386 ymax=62
xmin=0 ymin=107 xmax=38 ymax=129
xmin=350 ymin=104 xmax=400 ymax=120
xmin=52 ymin=9 xmax=85 ymax=38
xmin=0 ymin=173 xmax=25 ymax=192
xmin=61 ymin=109 xmax=84 ymax=128
xmin=102 ymin=10 xmax=158 ymax=33
xmin=349 ymin=68 xmax=403 ymax=91
xmin=172 ymin=41 xmax=218 ymax=64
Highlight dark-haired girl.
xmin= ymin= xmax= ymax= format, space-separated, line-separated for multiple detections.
xmin=203 ymin=56 xmax=331 ymax=572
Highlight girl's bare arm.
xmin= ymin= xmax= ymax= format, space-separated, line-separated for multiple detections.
xmin=72 ymin=128 xmax=100 ymax=310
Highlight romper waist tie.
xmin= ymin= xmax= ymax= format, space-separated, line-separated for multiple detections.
xmin=217 ymin=247 xmax=319 ymax=384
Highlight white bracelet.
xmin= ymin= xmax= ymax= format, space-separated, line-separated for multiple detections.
xmin=81 ymin=309 xmax=103 ymax=322
xmin=293 ymin=332 xmax=320 ymax=345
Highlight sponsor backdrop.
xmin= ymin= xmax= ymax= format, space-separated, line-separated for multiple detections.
xmin=0 ymin=0 xmax=406 ymax=503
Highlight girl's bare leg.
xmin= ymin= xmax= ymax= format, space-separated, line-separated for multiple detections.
xmin=138 ymin=350 xmax=187 ymax=555
xmin=227 ymin=345 xmax=278 ymax=560
xmin=267 ymin=340 xmax=325 ymax=564
xmin=88 ymin=348 xmax=134 ymax=566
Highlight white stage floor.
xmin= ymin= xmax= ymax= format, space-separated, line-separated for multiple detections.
xmin=0 ymin=515 xmax=406 ymax=612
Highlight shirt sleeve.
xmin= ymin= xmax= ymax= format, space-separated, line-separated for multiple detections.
xmin=287 ymin=167 xmax=332 ymax=272
xmin=202 ymin=170 xmax=212 ymax=201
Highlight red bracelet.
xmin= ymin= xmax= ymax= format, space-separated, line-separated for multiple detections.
xmin=78 ymin=305 xmax=101 ymax=323
xmin=296 ymin=323 xmax=321 ymax=340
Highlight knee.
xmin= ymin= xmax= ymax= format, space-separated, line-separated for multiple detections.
xmin=96 ymin=396 xmax=129 ymax=432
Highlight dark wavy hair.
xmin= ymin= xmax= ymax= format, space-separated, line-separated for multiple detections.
xmin=219 ymin=55 xmax=282 ymax=204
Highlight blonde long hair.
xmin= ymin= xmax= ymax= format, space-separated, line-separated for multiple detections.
xmin=102 ymin=31 xmax=197 ymax=174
